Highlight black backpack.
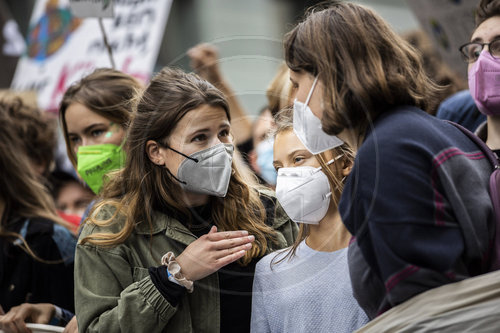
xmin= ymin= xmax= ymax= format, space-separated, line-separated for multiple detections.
xmin=448 ymin=121 xmax=500 ymax=271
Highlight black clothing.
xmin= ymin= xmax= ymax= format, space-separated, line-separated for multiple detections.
xmin=0 ymin=217 xmax=76 ymax=312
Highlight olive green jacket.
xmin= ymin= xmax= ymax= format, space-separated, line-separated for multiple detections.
xmin=75 ymin=194 xmax=297 ymax=333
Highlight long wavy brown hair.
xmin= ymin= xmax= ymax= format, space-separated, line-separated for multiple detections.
xmin=270 ymin=107 xmax=354 ymax=265
xmin=0 ymin=95 xmax=57 ymax=175
xmin=59 ymin=68 xmax=142 ymax=168
xmin=82 ymin=67 xmax=277 ymax=265
xmin=0 ymin=100 xmax=73 ymax=262
xmin=284 ymin=1 xmax=442 ymax=136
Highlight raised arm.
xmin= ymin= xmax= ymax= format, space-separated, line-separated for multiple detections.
xmin=187 ymin=43 xmax=253 ymax=145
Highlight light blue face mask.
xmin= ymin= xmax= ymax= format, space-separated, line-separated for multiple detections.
xmin=256 ymin=137 xmax=277 ymax=185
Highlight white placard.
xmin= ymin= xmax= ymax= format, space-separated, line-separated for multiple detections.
xmin=407 ymin=0 xmax=477 ymax=78
xmin=69 ymin=0 xmax=114 ymax=18
xmin=11 ymin=0 xmax=172 ymax=112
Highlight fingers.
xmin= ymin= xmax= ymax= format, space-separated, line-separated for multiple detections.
xmin=187 ymin=46 xmax=206 ymax=65
xmin=0 ymin=308 xmax=30 ymax=333
xmin=208 ymin=225 xmax=218 ymax=234
xmin=215 ymin=249 xmax=247 ymax=268
xmin=206 ymin=230 xmax=248 ymax=242
xmin=63 ymin=316 xmax=78 ymax=333
xmin=187 ymin=43 xmax=219 ymax=73
xmin=10 ymin=308 xmax=31 ymax=333
xmin=215 ymin=242 xmax=253 ymax=260
xmin=0 ymin=303 xmax=48 ymax=333
xmin=31 ymin=304 xmax=55 ymax=324
xmin=12 ymin=305 xmax=33 ymax=323
xmin=212 ymin=235 xmax=255 ymax=251
xmin=187 ymin=43 xmax=217 ymax=59
xmin=13 ymin=319 xmax=30 ymax=333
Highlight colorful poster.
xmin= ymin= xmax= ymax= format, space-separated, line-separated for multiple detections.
xmin=11 ymin=0 xmax=172 ymax=112
xmin=407 ymin=0 xmax=477 ymax=78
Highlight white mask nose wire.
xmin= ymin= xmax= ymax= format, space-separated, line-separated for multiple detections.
xmin=304 ymin=76 xmax=319 ymax=107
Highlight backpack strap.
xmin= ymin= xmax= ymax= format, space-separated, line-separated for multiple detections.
xmin=446 ymin=120 xmax=500 ymax=271
xmin=446 ymin=121 xmax=500 ymax=167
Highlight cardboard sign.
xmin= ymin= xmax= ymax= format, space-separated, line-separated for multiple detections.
xmin=11 ymin=0 xmax=172 ymax=112
xmin=407 ymin=0 xmax=477 ymax=78
xmin=69 ymin=0 xmax=114 ymax=18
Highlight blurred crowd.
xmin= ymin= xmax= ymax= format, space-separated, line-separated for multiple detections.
xmin=1 ymin=0 xmax=500 ymax=332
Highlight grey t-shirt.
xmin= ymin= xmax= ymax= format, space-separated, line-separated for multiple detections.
xmin=251 ymin=240 xmax=369 ymax=333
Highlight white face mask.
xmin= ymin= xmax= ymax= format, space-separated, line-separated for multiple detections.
xmin=275 ymin=154 xmax=343 ymax=224
xmin=167 ymin=143 xmax=234 ymax=197
xmin=293 ymin=76 xmax=344 ymax=154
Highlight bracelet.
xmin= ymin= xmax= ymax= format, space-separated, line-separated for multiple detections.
xmin=161 ymin=251 xmax=194 ymax=293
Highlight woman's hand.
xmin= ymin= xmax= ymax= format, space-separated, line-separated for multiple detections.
xmin=63 ymin=316 xmax=78 ymax=333
xmin=0 ymin=303 xmax=55 ymax=333
xmin=176 ymin=226 xmax=254 ymax=281
xmin=187 ymin=43 xmax=222 ymax=84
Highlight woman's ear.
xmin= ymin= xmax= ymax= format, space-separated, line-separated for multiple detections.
xmin=342 ymin=159 xmax=353 ymax=177
xmin=146 ymin=140 xmax=165 ymax=166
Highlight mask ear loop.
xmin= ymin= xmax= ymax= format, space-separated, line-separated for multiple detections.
xmin=165 ymin=146 xmax=199 ymax=163
xmin=316 ymin=153 xmax=344 ymax=200
xmin=313 ymin=153 xmax=344 ymax=173
xmin=164 ymin=167 xmax=187 ymax=185
xmin=304 ymin=76 xmax=319 ymax=107
xmin=117 ymin=137 xmax=127 ymax=152
xmin=156 ymin=141 xmax=199 ymax=185
xmin=155 ymin=141 xmax=199 ymax=163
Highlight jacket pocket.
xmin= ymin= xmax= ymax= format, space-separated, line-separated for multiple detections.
xmin=132 ymin=267 xmax=150 ymax=282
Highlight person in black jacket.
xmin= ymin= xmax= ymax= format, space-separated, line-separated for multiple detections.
xmin=0 ymin=100 xmax=76 ymax=332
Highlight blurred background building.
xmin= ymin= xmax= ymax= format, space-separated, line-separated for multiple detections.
xmin=1 ymin=0 xmax=423 ymax=116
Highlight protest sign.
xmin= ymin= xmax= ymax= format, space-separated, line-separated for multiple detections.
xmin=69 ymin=0 xmax=114 ymax=18
xmin=11 ymin=0 xmax=172 ymax=112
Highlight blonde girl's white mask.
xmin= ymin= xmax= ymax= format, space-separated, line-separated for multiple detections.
xmin=293 ymin=76 xmax=344 ymax=154
xmin=275 ymin=154 xmax=343 ymax=224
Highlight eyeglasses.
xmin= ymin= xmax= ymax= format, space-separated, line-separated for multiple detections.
xmin=459 ymin=39 xmax=500 ymax=63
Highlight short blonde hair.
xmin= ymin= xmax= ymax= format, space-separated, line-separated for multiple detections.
xmin=266 ymin=63 xmax=295 ymax=116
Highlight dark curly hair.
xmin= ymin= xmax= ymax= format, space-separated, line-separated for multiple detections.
xmin=475 ymin=0 xmax=500 ymax=27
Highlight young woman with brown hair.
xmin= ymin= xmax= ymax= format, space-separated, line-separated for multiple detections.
xmin=284 ymin=0 xmax=497 ymax=322
xmin=0 ymin=69 xmax=143 ymax=332
xmin=250 ymin=108 xmax=368 ymax=332
xmin=0 ymin=100 xmax=76 ymax=325
xmin=59 ymin=68 xmax=142 ymax=195
xmin=74 ymin=67 xmax=297 ymax=333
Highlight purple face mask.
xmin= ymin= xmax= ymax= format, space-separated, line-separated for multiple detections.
xmin=468 ymin=50 xmax=500 ymax=116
